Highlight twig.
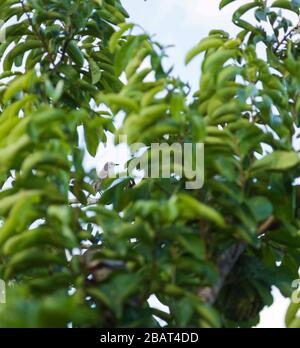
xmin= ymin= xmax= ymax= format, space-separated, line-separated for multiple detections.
xmin=53 ymin=28 xmax=74 ymax=70
xmin=273 ymin=22 xmax=300 ymax=54
xmin=257 ymin=215 xmax=275 ymax=235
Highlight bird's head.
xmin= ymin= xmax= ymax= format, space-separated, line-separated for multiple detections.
xmin=104 ymin=161 xmax=117 ymax=171
xmin=97 ymin=162 xmax=119 ymax=179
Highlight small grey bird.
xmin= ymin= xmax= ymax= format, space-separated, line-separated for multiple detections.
xmin=93 ymin=162 xmax=118 ymax=193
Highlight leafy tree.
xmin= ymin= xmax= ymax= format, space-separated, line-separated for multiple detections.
xmin=0 ymin=0 xmax=299 ymax=328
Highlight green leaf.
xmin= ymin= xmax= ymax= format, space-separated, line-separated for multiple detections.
xmin=84 ymin=120 xmax=103 ymax=157
xmin=109 ymin=22 xmax=134 ymax=53
xmin=196 ymin=303 xmax=222 ymax=328
xmin=272 ymin=0 xmax=300 ymax=13
xmin=176 ymin=234 xmax=205 ymax=260
xmin=202 ymin=49 xmax=238 ymax=74
xmin=286 ymin=301 xmax=300 ymax=327
xmin=247 ymin=196 xmax=273 ymax=222
xmin=251 ymin=151 xmax=300 ymax=173
xmin=219 ymin=0 xmax=237 ymax=9
xmin=3 ymin=40 xmax=41 ymax=71
xmin=89 ymin=59 xmax=102 ymax=84
xmin=3 ymin=70 xmax=38 ymax=103
xmin=66 ymin=40 xmax=84 ymax=67
xmin=185 ymin=37 xmax=224 ymax=65
xmin=176 ymin=194 xmax=226 ymax=227
xmin=114 ymin=35 xmax=148 ymax=76
xmin=171 ymin=298 xmax=194 ymax=327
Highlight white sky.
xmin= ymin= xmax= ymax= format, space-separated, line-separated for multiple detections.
xmin=123 ymin=0 xmax=238 ymax=90
xmin=122 ymin=0 xmax=291 ymax=328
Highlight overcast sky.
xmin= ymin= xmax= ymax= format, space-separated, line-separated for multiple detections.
xmin=123 ymin=0 xmax=238 ymax=90
xmin=122 ymin=0 xmax=291 ymax=329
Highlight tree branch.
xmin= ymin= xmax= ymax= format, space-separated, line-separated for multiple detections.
xmin=198 ymin=215 xmax=276 ymax=305
xmin=198 ymin=242 xmax=246 ymax=305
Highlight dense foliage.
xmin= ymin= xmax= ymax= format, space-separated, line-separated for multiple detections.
xmin=0 ymin=0 xmax=299 ymax=328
